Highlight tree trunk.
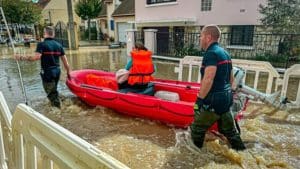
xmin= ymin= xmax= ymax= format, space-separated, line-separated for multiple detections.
xmin=88 ymin=19 xmax=91 ymax=41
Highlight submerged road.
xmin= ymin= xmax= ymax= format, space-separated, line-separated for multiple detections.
xmin=0 ymin=46 xmax=299 ymax=168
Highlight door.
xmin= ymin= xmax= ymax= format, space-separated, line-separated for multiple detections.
xmin=117 ymin=22 xmax=132 ymax=43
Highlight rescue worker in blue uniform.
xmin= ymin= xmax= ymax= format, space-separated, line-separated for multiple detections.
xmin=190 ymin=25 xmax=246 ymax=150
xmin=16 ymin=26 xmax=71 ymax=108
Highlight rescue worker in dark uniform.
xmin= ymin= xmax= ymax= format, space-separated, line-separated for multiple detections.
xmin=16 ymin=26 xmax=71 ymax=108
xmin=190 ymin=25 xmax=246 ymax=150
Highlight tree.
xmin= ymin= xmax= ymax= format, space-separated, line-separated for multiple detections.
xmin=75 ymin=0 xmax=102 ymax=41
xmin=259 ymin=0 xmax=300 ymax=34
xmin=259 ymin=0 xmax=300 ymax=68
xmin=2 ymin=0 xmax=42 ymax=25
xmin=2 ymin=0 xmax=42 ymax=40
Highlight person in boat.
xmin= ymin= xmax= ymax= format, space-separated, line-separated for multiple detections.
xmin=118 ymin=42 xmax=155 ymax=95
xmin=190 ymin=25 xmax=246 ymax=151
xmin=15 ymin=26 xmax=71 ymax=108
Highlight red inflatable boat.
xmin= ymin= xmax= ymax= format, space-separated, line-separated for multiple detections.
xmin=66 ymin=69 xmax=244 ymax=128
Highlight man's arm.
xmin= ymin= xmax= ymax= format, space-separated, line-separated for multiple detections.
xmin=125 ymin=58 xmax=132 ymax=70
xmin=198 ymin=66 xmax=217 ymax=99
xmin=61 ymin=55 xmax=71 ymax=77
xmin=16 ymin=52 xmax=41 ymax=61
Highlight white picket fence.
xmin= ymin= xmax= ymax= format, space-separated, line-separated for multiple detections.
xmin=0 ymin=92 xmax=129 ymax=169
xmin=127 ymin=29 xmax=300 ymax=108
xmin=154 ymin=55 xmax=300 ymax=108
xmin=175 ymin=56 xmax=280 ymax=94
xmin=280 ymin=64 xmax=300 ymax=108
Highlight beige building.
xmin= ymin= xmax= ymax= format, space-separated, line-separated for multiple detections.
xmin=40 ymin=0 xmax=81 ymax=28
xmin=112 ymin=0 xmax=135 ymax=43
xmin=98 ymin=0 xmax=135 ymax=43
xmin=39 ymin=0 xmax=135 ymax=44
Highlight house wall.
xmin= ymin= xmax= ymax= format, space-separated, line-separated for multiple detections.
xmin=135 ymin=0 xmax=266 ymax=26
xmin=196 ymin=0 xmax=266 ymax=25
xmin=106 ymin=2 xmax=115 ymax=38
xmin=42 ymin=0 xmax=81 ymax=26
xmin=113 ymin=16 xmax=135 ymax=42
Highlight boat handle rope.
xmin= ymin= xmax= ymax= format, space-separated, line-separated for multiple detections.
xmin=80 ymin=83 xmax=193 ymax=117
xmin=86 ymin=91 xmax=117 ymax=101
xmin=81 ymin=84 xmax=104 ymax=90
xmin=81 ymin=84 xmax=117 ymax=101
xmin=119 ymin=96 xmax=157 ymax=108
xmin=159 ymin=105 xmax=194 ymax=117
xmin=153 ymin=81 xmax=199 ymax=90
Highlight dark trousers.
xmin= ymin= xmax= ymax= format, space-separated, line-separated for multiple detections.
xmin=191 ymin=109 xmax=246 ymax=150
xmin=41 ymin=67 xmax=61 ymax=107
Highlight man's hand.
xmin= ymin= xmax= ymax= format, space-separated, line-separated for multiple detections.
xmin=66 ymin=69 xmax=72 ymax=80
xmin=67 ymin=72 xmax=71 ymax=80
xmin=15 ymin=54 xmax=22 ymax=60
xmin=194 ymin=97 xmax=204 ymax=113
xmin=15 ymin=55 xmax=31 ymax=61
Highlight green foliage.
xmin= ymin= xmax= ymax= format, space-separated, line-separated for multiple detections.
xmin=75 ymin=0 xmax=102 ymax=40
xmin=255 ymin=53 xmax=287 ymax=63
xmin=83 ymin=27 xmax=97 ymax=40
xmin=259 ymin=0 xmax=300 ymax=33
xmin=254 ymin=52 xmax=300 ymax=68
xmin=174 ymin=44 xmax=204 ymax=57
xmin=75 ymin=0 xmax=102 ymax=20
xmin=2 ymin=0 xmax=41 ymax=24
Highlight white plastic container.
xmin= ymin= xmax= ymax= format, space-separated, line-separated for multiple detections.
xmin=154 ymin=91 xmax=180 ymax=102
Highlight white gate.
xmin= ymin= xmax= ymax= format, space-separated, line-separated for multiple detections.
xmin=0 ymin=91 xmax=129 ymax=169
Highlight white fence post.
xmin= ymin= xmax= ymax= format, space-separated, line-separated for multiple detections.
xmin=0 ymin=121 xmax=8 ymax=169
xmin=144 ymin=29 xmax=157 ymax=54
xmin=280 ymin=64 xmax=300 ymax=108
xmin=0 ymin=92 xmax=12 ymax=169
xmin=12 ymin=104 xmax=130 ymax=169
xmin=126 ymin=29 xmax=137 ymax=59
xmin=1 ymin=91 xmax=130 ymax=169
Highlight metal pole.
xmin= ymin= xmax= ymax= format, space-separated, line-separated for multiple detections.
xmin=67 ymin=0 xmax=77 ymax=49
xmin=0 ymin=7 xmax=28 ymax=105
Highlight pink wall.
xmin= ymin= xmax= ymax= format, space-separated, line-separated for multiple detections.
xmin=136 ymin=0 xmax=199 ymax=23
xmin=136 ymin=0 xmax=266 ymax=26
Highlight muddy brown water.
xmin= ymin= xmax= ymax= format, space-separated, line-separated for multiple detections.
xmin=0 ymin=46 xmax=299 ymax=168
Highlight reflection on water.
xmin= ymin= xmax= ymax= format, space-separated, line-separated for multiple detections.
xmin=0 ymin=46 xmax=299 ymax=168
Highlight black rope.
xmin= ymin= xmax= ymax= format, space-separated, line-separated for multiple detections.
xmin=159 ymin=104 xmax=194 ymax=117
xmin=119 ymin=96 xmax=156 ymax=108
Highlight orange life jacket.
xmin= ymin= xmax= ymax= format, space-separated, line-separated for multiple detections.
xmin=86 ymin=74 xmax=118 ymax=90
xmin=128 ymin=50 xmax=154 ymax=85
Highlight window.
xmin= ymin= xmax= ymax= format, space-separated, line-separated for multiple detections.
xmin=230 ymin=26 xmax=254 ymax=46
xmin=201 ymin=0 xmax=212 ymax=11
xmin=146 ymin=0 xmax=176 ymax=5
xmin=110 ymin=20 xmax=115 ymax=31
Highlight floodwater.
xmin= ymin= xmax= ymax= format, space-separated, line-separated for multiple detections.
xmin=0 ymin=45 xmax=299 ymax=169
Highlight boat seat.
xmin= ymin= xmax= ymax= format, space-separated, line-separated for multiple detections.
xmin=154 ymin=90 xmax=180 ymax=102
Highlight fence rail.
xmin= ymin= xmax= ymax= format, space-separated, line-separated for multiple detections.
xmin=0 ymin=91 xmax=129 ymax=169
xmin=151 ymin=31 xmax=300 ymax=68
